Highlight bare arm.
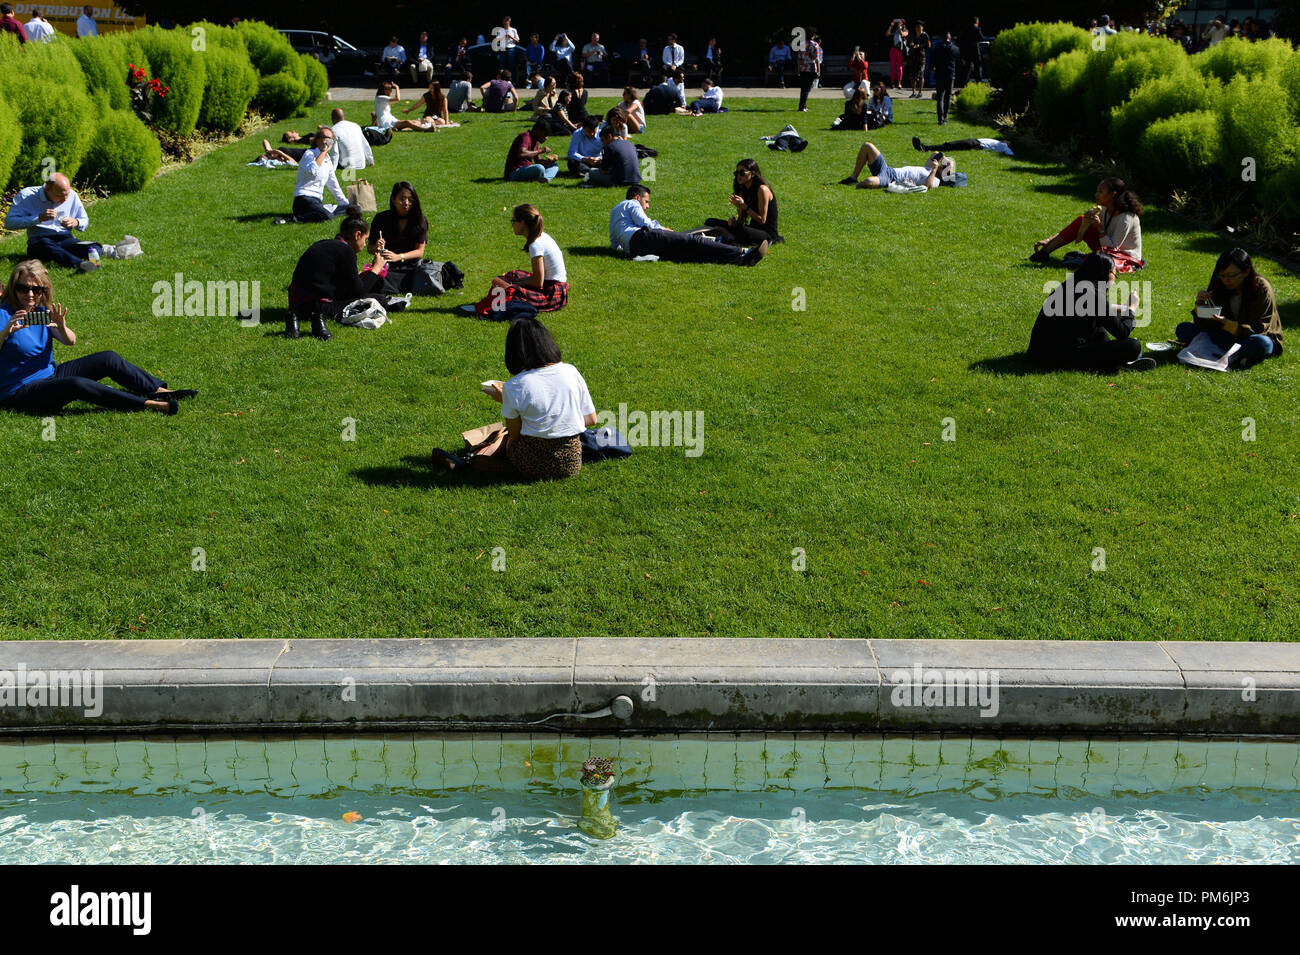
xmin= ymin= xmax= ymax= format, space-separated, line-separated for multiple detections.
xmin=524 ymin=254 xmax=546 ymax=289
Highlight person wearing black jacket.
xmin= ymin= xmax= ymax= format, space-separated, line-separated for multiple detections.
xmin=286 ymin=208 xmax=387 ymax=340
xmin=1027 ymin=253 xmax=1154 ymax=372
xmin=931 ymin=32 xmax=959 ymax=126
xmin=579 ymin=127 xmax=641 ymax=187
xmin=960 ymin=17 xmax=985 ymax=86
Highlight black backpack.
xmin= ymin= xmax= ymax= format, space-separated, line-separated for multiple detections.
xmin=363 ymin=127 xmax=392 ymax=146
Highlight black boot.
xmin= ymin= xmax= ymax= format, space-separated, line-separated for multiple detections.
xmin=285 ymin=312 xmax=301 ymax=338
xmin=310 ymin=314 xmax=332 ymax=340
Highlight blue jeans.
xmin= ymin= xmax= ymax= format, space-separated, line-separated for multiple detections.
xmin=1175 ymin=322 xmax=1275 ymax=368
xmin=690 ymin=99 xmax=720 ymax=113
xmin=27 ymin=233 xmax=100 ymax=269
xmin=508 ymin=164 xmax=558 ymax=182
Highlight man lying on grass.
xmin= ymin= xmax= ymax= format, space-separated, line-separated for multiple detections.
xmin=838 ymin=142 xmax=953 ymax=190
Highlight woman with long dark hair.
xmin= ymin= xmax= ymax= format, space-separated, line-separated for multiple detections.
xmin=703 ymin=159 xmax=782 ymax=246
xmin=466 ymin=204 xmax=568 ymax=316
xmin=835 ymin=86 xmax=869 ymax=130
xmin=399 ymin=80 xmax=456 ymax=128
xmin=1031 ymin=177 xmax=1145 ymax=271
xmin=0 ymin=259 xmax=195 ymax=415
xmin=1175 ymin=247 xmax=1282 ymax=368
xmin=1027 ymin=252 xmax=1154 ymax=372
xmin=432 ymin=317 xmax=597 ymax=479
xmin=367 ymin=182 xmax=429 ymax=293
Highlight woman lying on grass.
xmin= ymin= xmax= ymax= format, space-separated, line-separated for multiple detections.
xmin=1031 ymin=177 xmax=1144 ymax=272
xmin=1175 ymin=247 xmax=1283 ymax=369
xmin=1027 ymin=252 xmax=1154 ymax=373
xmin=0 ymin=259 xmax=196 ymax=415
xmin=286 ymin=207 xmax=406 ymax=340
xmin=464 ymin=204 xmax=568 ymax=317
xmin=432 ymin=316 xmax=597 ymax=480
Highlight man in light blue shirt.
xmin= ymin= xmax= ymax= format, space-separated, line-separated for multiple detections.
xmin=4 ymin=172 xmax=102 ymax=271
xmin=567 ymin=117 xmax=604 ymax=174
xmin=609 ymin=184 xmax=766 ymax=266
xmin=289 ymin=128 xmax=349 ymax=222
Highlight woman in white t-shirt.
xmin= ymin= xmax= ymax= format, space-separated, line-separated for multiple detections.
xmin=372 ymin=81 xmax=400 ymax=130
xmin=433 ymin=318 xmax=597 ymax=479
xmin=467 ymin=204 xmax=569 ymax=316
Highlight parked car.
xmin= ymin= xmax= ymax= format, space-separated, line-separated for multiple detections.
xmin=279 ymin=30 xmax=379 ymax=78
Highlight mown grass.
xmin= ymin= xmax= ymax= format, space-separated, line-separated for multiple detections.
xmin=1 ymin=93 xmax=1296 ymax=641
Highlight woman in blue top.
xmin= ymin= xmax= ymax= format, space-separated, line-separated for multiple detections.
xmin=0 ymin=259 xmax=194 ymax=415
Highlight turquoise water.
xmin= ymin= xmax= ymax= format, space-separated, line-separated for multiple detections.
xmin=1 ymin=735 xmax=1297 ymax=864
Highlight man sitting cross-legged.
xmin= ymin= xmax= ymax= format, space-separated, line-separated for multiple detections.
xmin=609 ymin=184 xmax=768 ymax=266
xmin=3 ymin=173 xmax=105 ymax=272
xmin=838 ymin=142 xmax=952 ymax=190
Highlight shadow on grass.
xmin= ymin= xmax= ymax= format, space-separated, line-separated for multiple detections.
xmin=969 ymin=353 xmax=1051 ymax=376
xmin=565 ymin=245 xmax=619 ymax=258
xmin=353 ymin=454 xmax=531 ymax=489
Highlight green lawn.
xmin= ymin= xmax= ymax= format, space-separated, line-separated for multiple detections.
xmin=1 ymin=95 xmax=1296 ymax=641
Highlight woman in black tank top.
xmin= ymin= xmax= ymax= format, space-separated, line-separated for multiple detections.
xmin=703 ymin=158 xmax=783 ymax=246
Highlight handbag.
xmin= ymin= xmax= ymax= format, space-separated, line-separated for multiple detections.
xmin=339 ymin=298 xmax=388 ymax=328
xmin=579 ymin=427 xmax=633 ymax=461
xmin=347 ymin=179 xmax=377 ymax=213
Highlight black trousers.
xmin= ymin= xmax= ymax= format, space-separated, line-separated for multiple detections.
xmin=628 ymin=227 xmax=747 ymax=265
xmin=2 ymin=351 xmax=166 ymax=413
xmin=292 ymin=194 xmax=347 ymax=223
xmin=927 ymin=138 xmax=984 ymax=151
xmin=935 ymin=83 xmax=953 ymax=124
xmin=703 ymin=218 xmax=771 ymax=246
xmin=798 ymin=70 xmax=816 ymax=109
xmin=1058 ymin=337 xmax=1141 ymax=372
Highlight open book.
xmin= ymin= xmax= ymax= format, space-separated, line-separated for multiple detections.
xmin=1178 ymin=331 xmax=1241 ymax=372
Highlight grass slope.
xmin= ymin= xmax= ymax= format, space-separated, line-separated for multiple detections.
xmin=1 ymin=95 xmax=1296 ymax=641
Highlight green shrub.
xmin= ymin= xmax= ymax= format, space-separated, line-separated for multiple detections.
xmin=1261 ymin=158 xmax=1300 ymax=222
xmin=1111 ymin=71 xmax=1221 ymax=154
xmin=1218 ymin=75 xmax=1300 ymax=179
xmin=136 ymin=27 xmax=207 ymax=136
xmin=186 ymin=20 xmax=249 ymax=55
xmin=988 ymin=22 xmax=1089 ymax=92
xmin=1034 ymin=50 xmax=1089 ymax=136
xmin=0 ymin=97 xmax=23 ymax=194
xmin=1077 ymin=32 xmax=1190 ymax=136
xmin=0 ymin=34 xmax=84 ymax=86
xmin=1193 ymin=37 xmax=1295 ymax=84
xmin=955 ymin=82 xmax=992 ymax=113
xmin=300 ymin=54 xmax=329 ymax=104
xmin=1103 ymin=43 xmax=1190 ymax=113
xmin=0 ymin=76 xmax=94 ymax=187
xmin=1135 ymin=111 xmax=1221 ymax=187
xmin=237 ymin=20 xmax=298 ymax=76
xmin=68 ymin=35 xmax=131 ymax=111
xmin=1283 ymin=53 xmax=1300 ymax=124
xmin=81 ymin=110 xmax=163 ymax=193
xmin=198 ymin=47 xmax=259 ymax=132
xmin=252 ymin=73 xmax=308 ymax=119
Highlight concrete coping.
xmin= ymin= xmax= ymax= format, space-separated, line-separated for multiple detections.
xmin=0 ymin=639 xmax=1296 ymax=735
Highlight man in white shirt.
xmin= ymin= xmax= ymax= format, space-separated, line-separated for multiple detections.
xmin=495 ymin=16 xmax=519 ymax=70
xmin=688 ymin=79 xmax=724 ymax=114
xmin=662 ymin=33 xmax=685 ymax=76
xmin=1202 ymin=16 xmax=1228 ymax=46
xmin=25 ymin=9 xmax=54 ymax=42
xmin=75 ymin=4 xmax=96 ymax=36
xmin=330 ymin=108 xmax=374 ymax=173
xmin=1091 ymin=15 xmax=1117 ymax=36
xmin=609 ymin=184 xmax=767 ymax=265
xmin=582 ymin=33 xmax=608 ymax=84
xmin=288 ymin=128 xmax=349 ymax=222
xmin=382 ymin=37 xmax=406 ymax=78
xmin=838 ymin=142 xmax=949 ymax=190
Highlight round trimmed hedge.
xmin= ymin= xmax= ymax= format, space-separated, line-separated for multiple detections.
xmin=1218 ymin=75 xmax=1299 ymax=180
xmin=237 ymin=20 xmax=299 ymax=77
xmin=0 ymin=97 xmax=22 ymax=193
xmin=1034 ymin=50 xmax=1089 ymax=136
xmin=0 ymin=74 xmax=94 ymax=187
xmin=253 ymin=73 xmax=309 ymax=120
xmin=198 ymin=47 xmax=260 ymax=133
xmin=68 ymin=35 xmax=132 ymax=111
xmin=1135 ymin=111 xmax=1221 ymax=187
xmin=1193 ymin=37 xmax=1295 ymax=84
xmin=82 ymin=110 xmax=163 ymax=193
xmin=136 ymin=26 xmax=207 ymax=136
xmin=301 ymin=54 xmax=329 ymax=104
xmin=1110 ymin=71 xmax=1221 ymax=154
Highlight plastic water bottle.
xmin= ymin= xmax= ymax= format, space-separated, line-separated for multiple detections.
xmin=87 ymin=248 xmax=100 ymax=263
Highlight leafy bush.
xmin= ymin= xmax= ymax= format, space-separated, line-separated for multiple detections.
xmin=0 ymin=34 xmax=84 ymax=86
xmin=1033 ymin=50 xmax=1089 ymax=136
xmin=237 ymin=20 xmax=298 ymax=76
xmin=1103 ymin=43 xmax=1190 ymax=113
xmin=186 ymin=20 xmax=249 ymax=55
xmin=68 ymin=35 xmax=131 ymax=111
xmin=1283 ymin=53 xmax=1300 ymax=124
xmin=988 ymin=22 xmax=1089 ymax=92
xmin=1111 ymin=71 xmax=1220 ymax=154
xmin=82 ymin=110 xmax=163 ymax=193
xmin=198 ymin=47 xmax=259 ymax=132
xmin=955 ymin=82 xmax=992 ymax=112
xmin=0 ymin=97 xmax=22 ymax=193
xmin=300 ymin=54 xmax=329 ymax=104
xmin=252 ymin=73 xmax=308 ymax=120
xmin=1135 ymin=111 xmax=1221 ymax=187
xmin=136 ymin=27 xmax=207 ymax=136
xmin=0 ymin=75 xmax=94 ymax=187
xmin=1193 ymin=37 xmax=1295 ymax=84
xmin=1261 ymin=158 xmax=1300 ymax=222
xmin=1078 ymin=32 xmax=1189 ymax=136
xmin=1218 ymin=75 xmax=1300 ymax=179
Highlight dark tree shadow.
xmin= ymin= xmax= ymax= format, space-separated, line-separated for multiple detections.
xmin=352 ymin=454 xmax=531 ymax=489
xmin=1280 ymin=301 xmax=1300 ymax=330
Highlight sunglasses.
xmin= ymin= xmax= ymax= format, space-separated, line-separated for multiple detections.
xmin=13 ymin=283 xmax=48 ymax=294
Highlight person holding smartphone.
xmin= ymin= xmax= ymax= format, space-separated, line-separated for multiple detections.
xmin=0 ymin=259 xmax=193 ymax=414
